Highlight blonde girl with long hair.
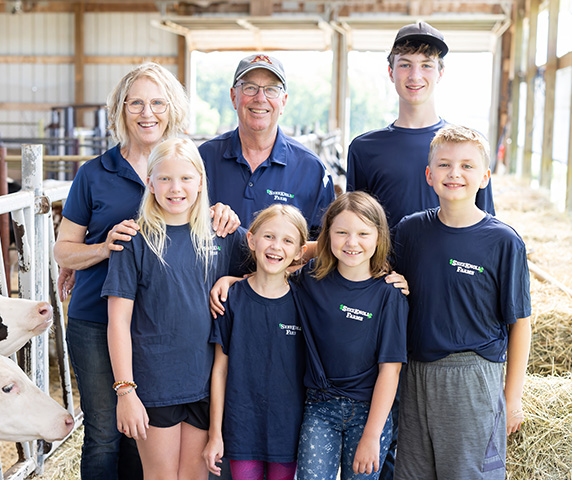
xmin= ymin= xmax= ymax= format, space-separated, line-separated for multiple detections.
xmin=103 ymin=138 xmax=248 ymax=480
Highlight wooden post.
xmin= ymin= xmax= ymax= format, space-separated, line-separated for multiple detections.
xmin=566 ymin=68 xmax=572 ymax=213
xmin=507 ymin=0 xmax=525 ymax=173
xmin=522 ymin=0 xmax=540 ymax=178
xmin=539 ymin=0 xmax=559 ymax=189
xmin=74 ymin=2 xmax=85 ymax=125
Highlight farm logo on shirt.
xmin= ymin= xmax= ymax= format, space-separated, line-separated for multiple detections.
xmin=279 ymin=323 xmax=301 ymax=336
xmin=266 ymin=189 xmax=294 ymax=202
xmin=339 ymin=304 xmax=373 ymax=322
xmin=449 ymin=258 xmax=484 ymax=276
xmin=200 ymin=245 xmax=222 ymax=256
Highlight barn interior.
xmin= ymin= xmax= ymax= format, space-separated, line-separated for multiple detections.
xmin=1 ymin=1 xmax=571 ymax=479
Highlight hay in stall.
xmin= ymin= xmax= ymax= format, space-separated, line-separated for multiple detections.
xmin=29 ymin=426 xmax=83 ymax=480
xmin=506 ymin=373 xmax=572 ymax=479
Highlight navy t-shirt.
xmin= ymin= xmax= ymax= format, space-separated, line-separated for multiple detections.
xmin=290 ymin=260 xmax=408 ymax=402
xmin=393 ymin=209 xmax=531 ymax=363
xmin=210 ymin=279 xmax=305 ymax=462
xmin=62 ymin=145 xmax=145 ymax=323
xmin=199 ymin=127 xmax=335 ymax=239
xmin=346 ymin=120 xmax=496 ymax=229
xmin=102 ymin=224 xmax=248 ymax=407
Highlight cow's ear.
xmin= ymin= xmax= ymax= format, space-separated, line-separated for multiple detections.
xmin=0 ymin=316 xmax=7 ymax=341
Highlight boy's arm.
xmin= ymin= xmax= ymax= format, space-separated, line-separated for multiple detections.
xmin=108 ymin=296 xmax=149 ymax=441
xmin=504 ymin=316 xmax=531 ymax=435
xmin=353 ymin=362 xmax=401 ymax=475
xmin=203 ymin=344 xmax=228 ymax=476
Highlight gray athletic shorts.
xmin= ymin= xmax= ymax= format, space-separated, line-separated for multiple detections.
xmin=394 ymin=352 xmax=506 ymax=480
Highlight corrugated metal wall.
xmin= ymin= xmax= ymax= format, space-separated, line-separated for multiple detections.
xmin=0 ymin=12 xmax=178 ymax=140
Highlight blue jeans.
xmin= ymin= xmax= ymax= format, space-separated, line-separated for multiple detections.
xmin=67 ymin=318 xmax=142 ymax=480
xmin=297 ymin=390 xmax=392 ymax=480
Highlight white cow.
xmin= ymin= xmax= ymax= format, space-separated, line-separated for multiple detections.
xmin=0 ymin=296 xmax=53 ymax=356
xmin=0 ymin=355 xmax=74 ymax=442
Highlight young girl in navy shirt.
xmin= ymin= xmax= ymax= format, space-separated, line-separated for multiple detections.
xmin=102 ymin=138 xmax=246 ymax=480
xmin=292 ymin=191 xmax=408 ymax=480
xmin=204 ymin=204 xmax=308 ymax=480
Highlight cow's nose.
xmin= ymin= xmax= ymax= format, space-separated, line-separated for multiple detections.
xmin=65 ymin=414 xmax=74 ymax=431
xmin=37 ymin=302 xmax=53 ymax=321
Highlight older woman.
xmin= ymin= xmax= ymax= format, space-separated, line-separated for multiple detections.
xmin=54 ymin=63 xmax=237 ymax=480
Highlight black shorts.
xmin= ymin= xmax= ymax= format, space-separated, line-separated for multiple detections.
xmin=146 ymin=397 xmax=210 ymax=430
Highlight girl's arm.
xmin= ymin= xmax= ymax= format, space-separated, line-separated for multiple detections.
xmin=505 ymin=316 xmax=531 ymax=435
xmin=54 ymin=217 xmax=139 ymax=270
xmin=203 ymin=344 xmax=229 ymax=476
xmin=209 ymin=276 xmax=243 ymax=317
xmin=353 ymin=362 xmax=402 ymax=475
xmin=108 ymin=296 xmax=149 ymax=441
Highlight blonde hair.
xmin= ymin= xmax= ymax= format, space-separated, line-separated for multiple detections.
xmin=429 ymin=124 xmax=491 ymax=168
xmin=387 ymin=41 xmax=445 ymax=71
xmin=137 ymin=138 xmax=213 ymax=273
xmin=248 ymin=204 xmax=308 ymax=268
xmin=107 ymin=63 xmax=189 ymax=148
xmin=313 ymin=192 xmax=391 ymax=280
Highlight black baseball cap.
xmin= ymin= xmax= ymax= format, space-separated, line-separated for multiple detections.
xmin=392 ymin=21 xmax=448 ymax=57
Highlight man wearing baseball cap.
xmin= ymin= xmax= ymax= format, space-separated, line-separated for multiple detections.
xmin=346 ymin=21 xmax=495 ymax=479
xmin=199 ymin=53 xmax=335 ymax=241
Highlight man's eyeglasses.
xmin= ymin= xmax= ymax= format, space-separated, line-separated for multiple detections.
xmin=124 ymin=98 xmax=169 ymax=114
xmin=235 ymin=82 xmax=284 ymax=99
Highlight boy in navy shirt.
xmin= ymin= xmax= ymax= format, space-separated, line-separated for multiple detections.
xmin=393 ymin=124 xmax=531 ymax=480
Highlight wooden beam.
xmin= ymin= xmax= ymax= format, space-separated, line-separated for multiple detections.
xmin=0 ymin=103 xmax=53 ymax=111
xmin=84 ymin=56 xmax=178 ymax=65
xmin=522 ymin=0 xmax=539 ymax=178
xmin=539 ymin=0 xmax=559 ymax=189
xmin=249 ymin=0 xmax=273 ymax=16
xmin=0 ymin=56 xmax=72 ymax=64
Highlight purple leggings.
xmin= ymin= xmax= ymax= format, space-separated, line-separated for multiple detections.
xmin=228 ymin=460 xmax=297 ymax=480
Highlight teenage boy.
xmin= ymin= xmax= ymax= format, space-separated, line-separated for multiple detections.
xmin=346 ymin=21 xmax=495 ymax=229
xmin=393 ymin=124 xmax=531 ymax=479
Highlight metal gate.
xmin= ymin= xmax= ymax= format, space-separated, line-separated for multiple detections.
xmin=0 ymin=145 xmax=80 ymax=480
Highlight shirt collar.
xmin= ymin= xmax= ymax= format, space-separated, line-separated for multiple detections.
xmin=223 ymin=127 xmax=288 ymax=167
xmin=101 ymin=144 xmax=145 ymax=186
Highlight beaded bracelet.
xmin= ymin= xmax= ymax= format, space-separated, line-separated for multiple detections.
xmin=117 ymin=387 xmax=134 ymax=397
xmin=113 ymin=380 xmax=137 ymax=392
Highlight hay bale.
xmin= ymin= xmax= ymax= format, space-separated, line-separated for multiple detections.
xmin=528 ymin=279 xmax=572 ymax=375
xmin=506 ymin=374 xmax=572 ymax=479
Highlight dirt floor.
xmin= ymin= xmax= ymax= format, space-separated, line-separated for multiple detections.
xmin=2 ymin=173 xmax=572 ymax=478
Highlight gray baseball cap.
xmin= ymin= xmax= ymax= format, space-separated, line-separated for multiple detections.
xmin=233 ymin=54 xmax=287 ymax=90
xmin=392 ymin=21 xmax=448 ymax=57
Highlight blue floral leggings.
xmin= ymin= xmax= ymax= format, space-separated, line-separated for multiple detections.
xmin=296 ymin=390 xmax=392 ymax=480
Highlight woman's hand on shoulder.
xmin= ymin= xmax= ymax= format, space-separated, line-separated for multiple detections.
xmin=210 ymin=203 xmax=240 ymax=237
xmin=385 ymin=270 xmax=409 ymax=296
xmin=105 ymin=219 xmax=140 ymax=253
xmin=116 ymin=390 xmax=149 ymax=441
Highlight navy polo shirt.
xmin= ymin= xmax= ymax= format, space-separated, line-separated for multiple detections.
xmin=62 ymin=145 xmax=145 ymax=324
xmin=199 ymin=127 xmax=335 ymax=238
xmin=210 ymin=278 xmax=305 ymax=462
xmin=347 ymin=119 xmax=496 ymax=229
xmin=102 ymin=224 xmax=248 ymax=407
xmin=393 ymin=209 xmax=531 ymax=363
xmin=290 ymin=260 xmax=408 ymax=402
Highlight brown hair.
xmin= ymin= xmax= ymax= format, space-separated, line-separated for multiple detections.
xmin=387 ymin=41 xmax=445 ymax=71
xmin=313 ymin=191 xmax=391 ymax=280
